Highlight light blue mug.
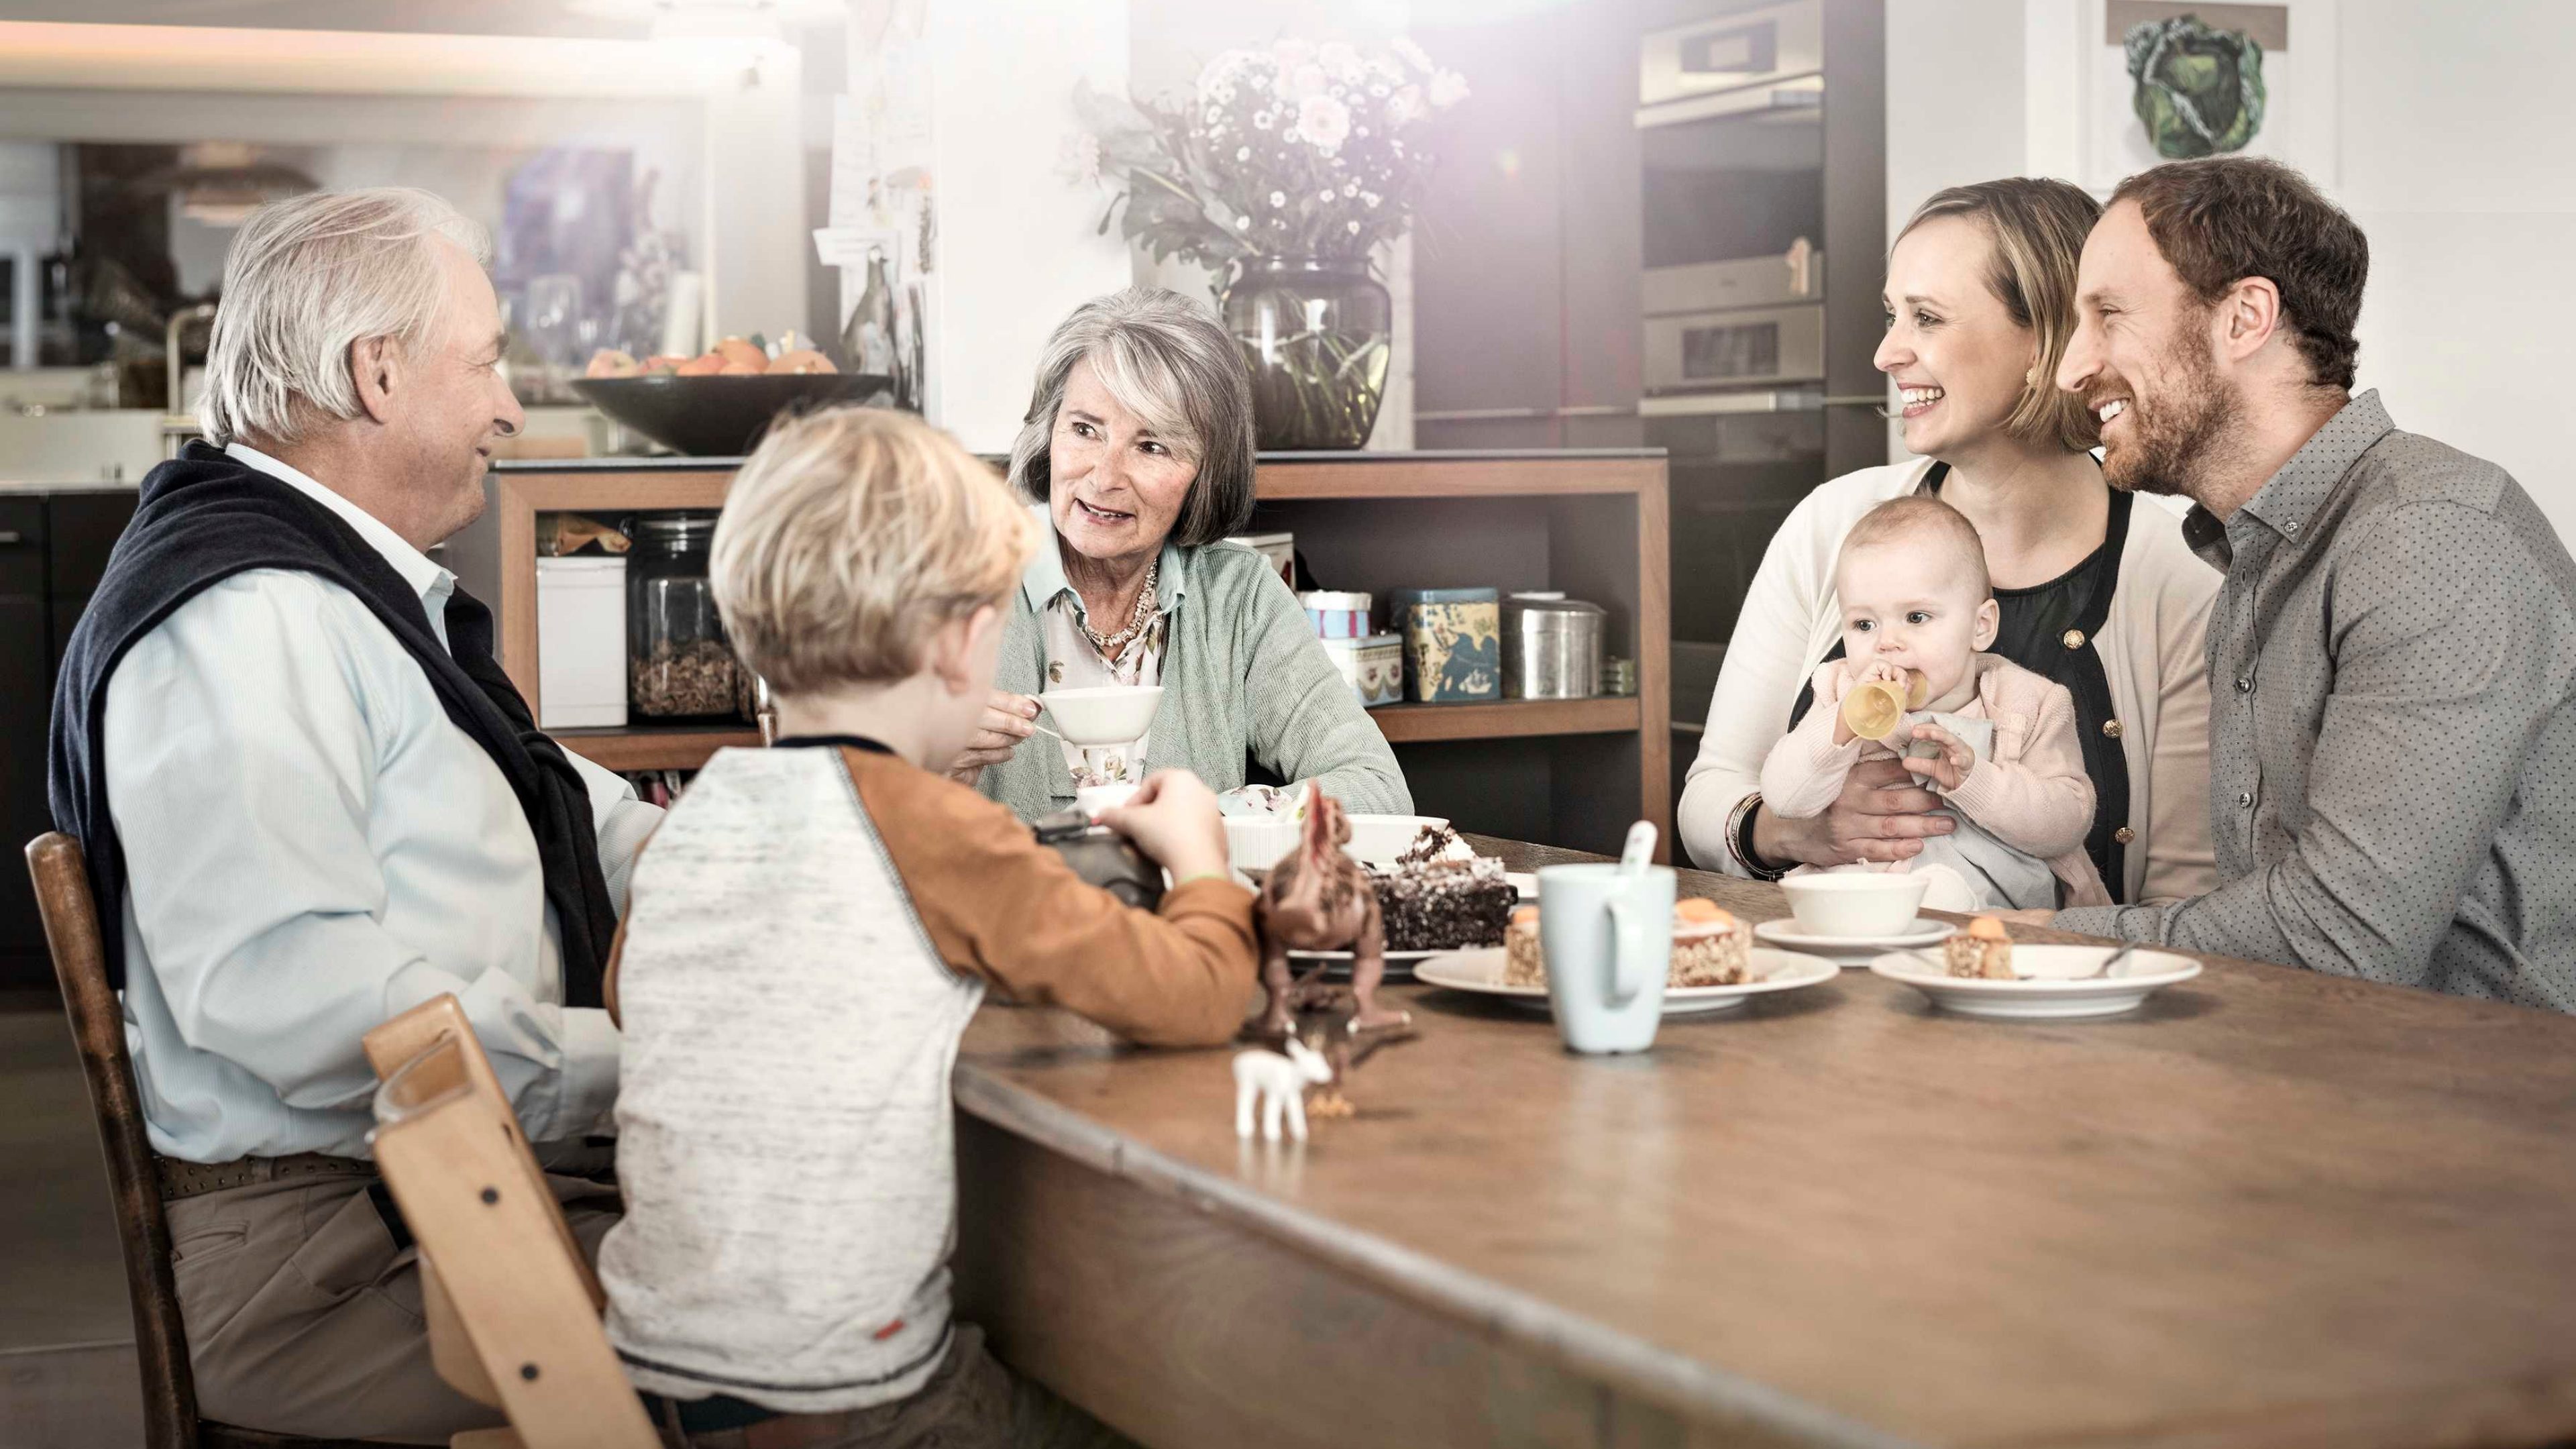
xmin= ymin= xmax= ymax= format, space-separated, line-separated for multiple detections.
xmin=1537 ymin=863 xmax=1675 ymax=1053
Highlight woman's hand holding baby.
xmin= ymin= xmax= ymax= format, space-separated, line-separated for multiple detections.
xmin=1099 ymin=769 xmax=1230 ymax=883
xmin=1904 ymin=721 xmax=1976 ymax=792
xmin=1752 ymin=756 xmax=1956 ymax=867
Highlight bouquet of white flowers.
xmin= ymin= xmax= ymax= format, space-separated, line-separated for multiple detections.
xmin=1071 ymin=36 xmax=1468 ymax=276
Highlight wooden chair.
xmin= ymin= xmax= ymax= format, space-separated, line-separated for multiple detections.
xmin=364 ymin=995 xmax=658 ymax=1449
xmin=26 ymin=830 xmax=375 ymax=1449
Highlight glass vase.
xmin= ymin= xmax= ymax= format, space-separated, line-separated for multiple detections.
xmin=1222 ymin=257 xmax=1391 ymax=451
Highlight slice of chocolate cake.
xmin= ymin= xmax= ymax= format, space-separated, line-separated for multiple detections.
xmin=1370 ymin=826 xmax=1517 ymax=951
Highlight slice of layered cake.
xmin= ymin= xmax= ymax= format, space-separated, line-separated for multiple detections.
xmin=1670 ymin=899 xmax=1754 ymax=985
xmin=1370 ymin=825 xmax=1517 ymax=951
xmin=1943 ymin=915 xmax=2015 ymax=978
xmin=1503 ymin=905 xmax=1545 ymax=986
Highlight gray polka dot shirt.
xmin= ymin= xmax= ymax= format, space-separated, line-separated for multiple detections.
xmin=2056 ymin=391 xmax=2576 ymax=1014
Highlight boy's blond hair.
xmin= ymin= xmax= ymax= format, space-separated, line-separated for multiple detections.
xmin=1839 ymin=494 xmax=1992 ymax=598
xmin=712 ymin=407 xmax=1038 ymax=694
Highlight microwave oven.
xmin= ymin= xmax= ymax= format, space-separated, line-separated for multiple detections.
xmin=1638 ymin=0 xmax=1822 ymax=120
xmin=1644 ymin=303 xmax=1825 ymax=394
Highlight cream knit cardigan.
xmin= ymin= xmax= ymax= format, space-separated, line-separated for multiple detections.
xmin=1677 ymin=456 xmax=2221 ymax=906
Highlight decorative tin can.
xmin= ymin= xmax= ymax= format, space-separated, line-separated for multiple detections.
xmin=1386 ymin=586 xmax=1502 ymax=703
xmin=1299 ymin=590 xmax=1374 ymax=640
xmin=1321 ymin=633 xmax=1404 ymax=706
xmin=1224 ymin=531 xmax=1297 ymax=589
xmin=1501 ymin=592 xmax=1606 ymax=700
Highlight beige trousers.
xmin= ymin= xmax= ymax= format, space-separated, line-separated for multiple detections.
xmin=166 ymin=1167 xmax=620 ymax=1444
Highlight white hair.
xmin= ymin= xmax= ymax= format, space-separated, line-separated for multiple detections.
xmin=196 ymin=186 xmax=490 ymax=447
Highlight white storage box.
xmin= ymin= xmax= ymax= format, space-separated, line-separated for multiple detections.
xmin=536 ymin=555 xmax=628 ymax=729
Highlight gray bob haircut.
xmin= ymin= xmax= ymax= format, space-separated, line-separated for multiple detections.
xmin=1006 ymin=286 xmax=1256 ymax=548
xmin=197 ymin=186 xmax=489 ymax=447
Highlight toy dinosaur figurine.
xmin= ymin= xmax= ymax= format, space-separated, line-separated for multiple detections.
xmin=1251 ymin=784 xmax=1410 ymax=1038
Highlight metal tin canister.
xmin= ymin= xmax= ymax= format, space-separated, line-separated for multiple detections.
xmin=1320 ymin=632 xmax=1405 ymax=706
xmin=1503 ymin=593 xmax=1606 ymax=700
xmin=1385 ymin=587 xmax=1502 ymax=702
xmin=1298 ymin=590 xmax=1374 ymax=640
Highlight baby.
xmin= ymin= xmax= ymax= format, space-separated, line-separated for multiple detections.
xmin=1759 ymin=496 xmax=2110 ymax=912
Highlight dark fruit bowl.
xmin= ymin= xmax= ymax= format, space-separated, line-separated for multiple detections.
xmin=572 ymin=373 xmax=898 ymax=457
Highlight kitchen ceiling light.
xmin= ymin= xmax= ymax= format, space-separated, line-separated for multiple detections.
xmin=561 ymin=0 xmax=845 ymax=42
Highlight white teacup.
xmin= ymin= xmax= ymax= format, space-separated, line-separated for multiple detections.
xmin=1778 ymin=873 xmax=1931 ymax=938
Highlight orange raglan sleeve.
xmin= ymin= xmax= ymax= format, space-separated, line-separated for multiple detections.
xmin=844 ymin=749 xmax=1260 ymax=1047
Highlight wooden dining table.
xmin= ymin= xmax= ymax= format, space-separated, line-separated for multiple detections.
xmin=948 ymin=836 xmax=2576 ymax=1449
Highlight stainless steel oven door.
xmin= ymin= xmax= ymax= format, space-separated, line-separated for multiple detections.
xmin=1639 ymin=0 xmax=1821 ymax=114
xmin=1644 ymin=303 xmax=1825 ymax=393
xmin=1644 ymin=238 xmax=1819 ymax=317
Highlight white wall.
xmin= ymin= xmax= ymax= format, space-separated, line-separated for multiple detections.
xmin=915 ymin=0 xmax=1133 ymax=453
xmin=1887 ymin=0 xmax=2575 ymax=542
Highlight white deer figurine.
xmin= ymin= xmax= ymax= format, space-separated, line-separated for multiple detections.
xmin=1232 ymin=1036 xmax=1335 ymax=1142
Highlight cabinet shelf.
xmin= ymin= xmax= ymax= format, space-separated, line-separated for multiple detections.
xmin=555 ymin=697 xmax=1642 ymax=773
xmin=1368 ymin=696 xmax=1638 ymax=743
xmin=556 ymin=725 xmax=761 ymax=772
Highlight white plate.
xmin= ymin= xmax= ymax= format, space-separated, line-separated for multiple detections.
xmin=1414 ymin=946 xmax=1837 ymax=1016
xmin=1507 ymin=871 xmax=1537 ymax=900
xmin=1753 ymin=916 xmax=1955 ymax=965
xmin=1287 ymin=947 xmax=1446 ymax=965
xmin=1867 ymin=944 xmax=2203 ymax=1020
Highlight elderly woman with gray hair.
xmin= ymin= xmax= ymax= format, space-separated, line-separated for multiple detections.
xmin=957 ymin=287 xmax=1411 ymax=819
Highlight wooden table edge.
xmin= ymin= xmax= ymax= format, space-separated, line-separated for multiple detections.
xmin=949 ymin=1061 xmax=1923 ymax=1449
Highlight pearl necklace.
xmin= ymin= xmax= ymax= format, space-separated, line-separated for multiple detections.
xmin=1077 ymin=560 xmax=1160 ymax=659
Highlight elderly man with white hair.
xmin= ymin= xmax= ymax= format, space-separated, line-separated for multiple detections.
xmin=48 ymin=188 xmax=657 ymax=1440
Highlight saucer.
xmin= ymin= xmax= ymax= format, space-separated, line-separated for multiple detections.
xmin=1752 ymin=916 xmax=1955 ymax=966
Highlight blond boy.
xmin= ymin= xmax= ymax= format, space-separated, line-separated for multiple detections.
xmin=598 ymin=408 xmax=1254 ymax=1447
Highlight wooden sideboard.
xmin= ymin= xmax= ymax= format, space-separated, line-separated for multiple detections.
xmin=451 ymin=449 xmax=1672 ymax=856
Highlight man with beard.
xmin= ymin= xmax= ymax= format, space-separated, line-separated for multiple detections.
xmin=2041 ymin=156 xmax=2575 ymax=1013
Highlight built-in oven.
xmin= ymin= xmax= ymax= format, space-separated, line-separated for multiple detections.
xmin=1638 ymin=1 xmax=1826 ymax=381
xmin=1644 ymin=301 xmax=1825 ymax=394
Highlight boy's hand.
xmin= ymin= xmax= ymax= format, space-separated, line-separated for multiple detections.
xmin=1904 ymin=721 xmax=1974 ymax=792
xmin=1099 ymin=769 xmax=1230 ymax=883
xmin=945 ymin=691 xmax=1039 ymax=782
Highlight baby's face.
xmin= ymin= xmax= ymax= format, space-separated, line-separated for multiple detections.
xmin=1835 ymin=539 xmax=1997 ymax=703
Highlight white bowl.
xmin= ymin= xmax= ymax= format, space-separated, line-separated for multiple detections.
xmin=1036 ymin=685 xmax=1163 ymax=746
xmin=1224 ymin=815 xmax=1303 ymax=875
xmin=1343 ymin=814 xmax=1450 ymax=865
xmin=1778 ymin=873 xmax=1932 ymax=938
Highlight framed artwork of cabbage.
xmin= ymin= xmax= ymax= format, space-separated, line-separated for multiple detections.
xmin=2081 ymin=2 xmax=2334 ymax=193
xmin=2125 ymin=12 xmax=2267 ymax=158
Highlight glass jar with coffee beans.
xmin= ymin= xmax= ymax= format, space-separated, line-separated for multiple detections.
xmin=627 ymin=513 xmax=745 ymax=722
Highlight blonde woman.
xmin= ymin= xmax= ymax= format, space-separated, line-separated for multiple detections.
xmin=1678 ymin=178 xmax=2219 ymax=907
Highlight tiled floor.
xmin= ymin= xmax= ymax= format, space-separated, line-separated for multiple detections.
xmin=0 ymin=1008 xmax=146 ymax=1448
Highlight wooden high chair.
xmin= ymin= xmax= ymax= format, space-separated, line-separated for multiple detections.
xmin=363 ymin=996 xmax=657 ymax=1449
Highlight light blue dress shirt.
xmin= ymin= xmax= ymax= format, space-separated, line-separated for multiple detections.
xmin=103 ymin=443 xmax=661 ymax=1161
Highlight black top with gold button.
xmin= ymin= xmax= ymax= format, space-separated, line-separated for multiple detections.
xmin=1788 ymin=467 xmax=2135 ymax=898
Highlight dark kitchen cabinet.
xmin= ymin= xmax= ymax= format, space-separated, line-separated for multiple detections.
xmin=1 ymin=488 xmax=138 ymax=996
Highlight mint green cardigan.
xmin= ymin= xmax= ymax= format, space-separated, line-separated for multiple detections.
xmin=977 ymin=537 xmax=1412 ymax=820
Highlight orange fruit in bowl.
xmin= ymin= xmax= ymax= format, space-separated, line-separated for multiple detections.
xmin=674 ymin=352 xmax=727 ymax=376
xmin=770 ymin=348 xmax=836 ymax=374
xmin=716 ymin=359 xmax=764 ymax=376
xmin=583 ymin=348 xmax=639 ymax=379
xmin=712 ymin=337 xmax=767 ymax=372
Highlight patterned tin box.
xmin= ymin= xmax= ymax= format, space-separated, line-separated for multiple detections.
xmin=1321 ymin=633 xmax=1404 ymax=707
xmin=1299 ymin=590 xmax=1374 ymax=640
xmin=1385 ymin=587 xmax=1501 ymax=703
